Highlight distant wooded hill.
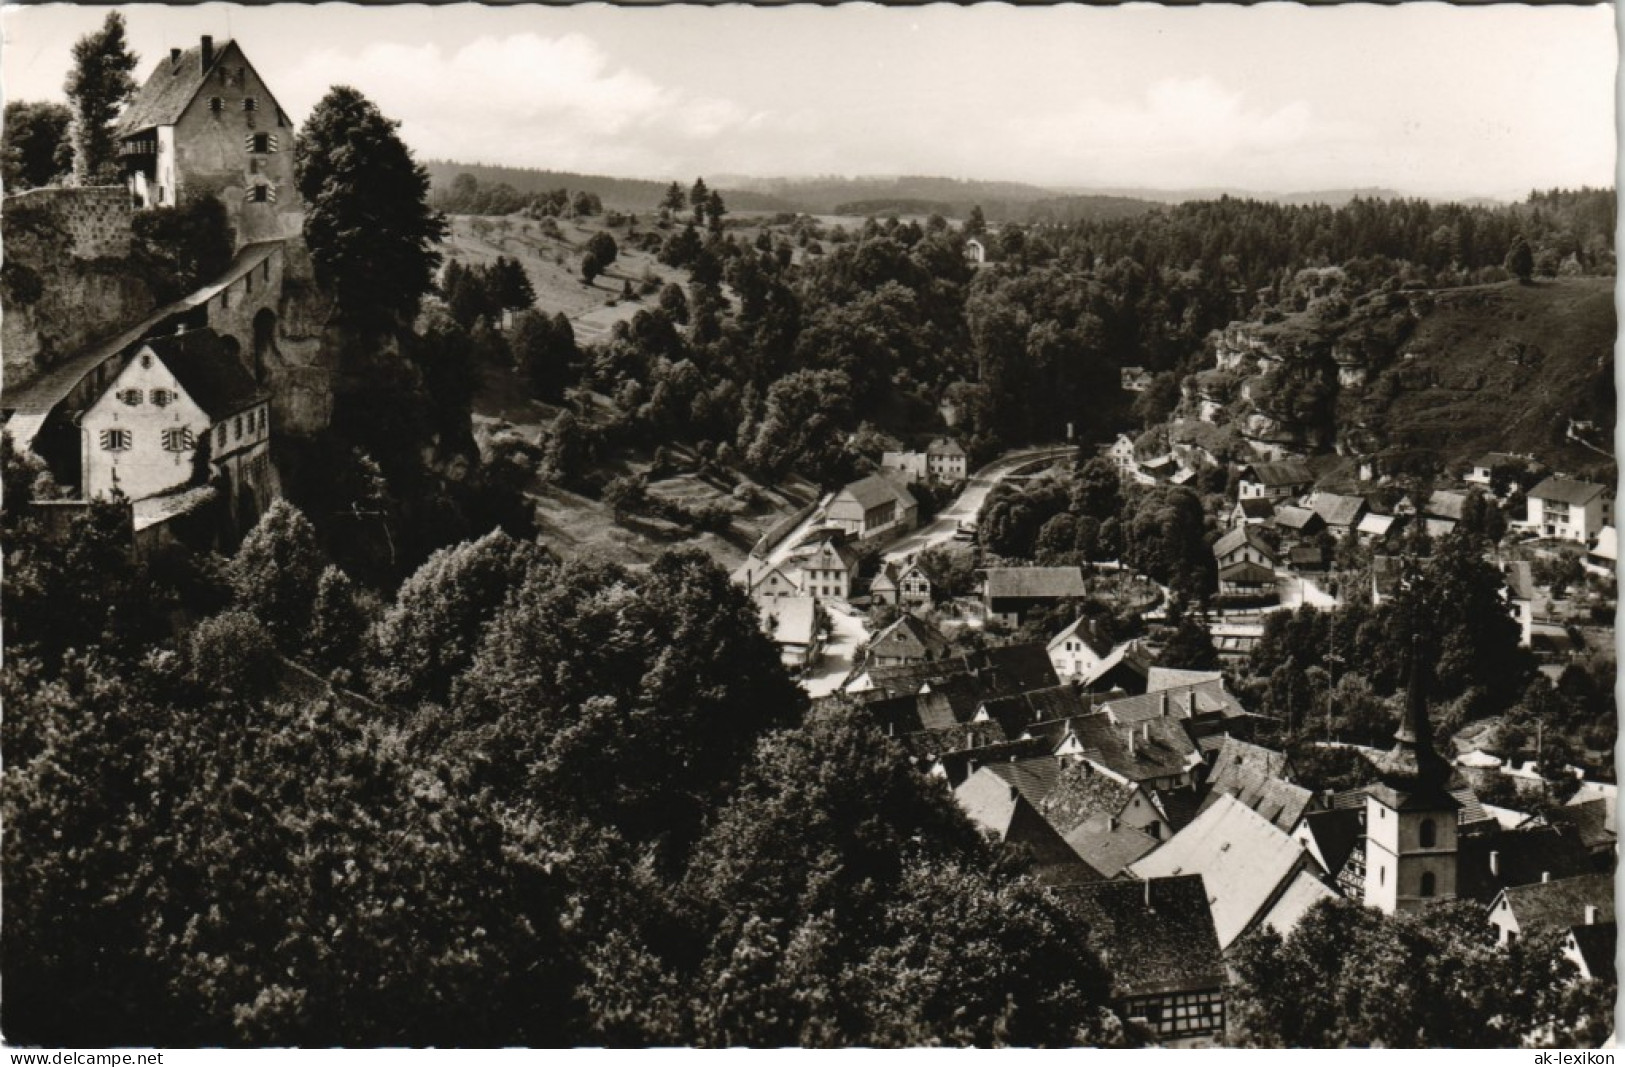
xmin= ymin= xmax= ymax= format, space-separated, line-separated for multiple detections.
xmin=422 ymin=161 xmax=799 ymax=214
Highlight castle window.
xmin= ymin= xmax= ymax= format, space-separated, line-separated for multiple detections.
xmin=117 ymin=388 xmax=143 ymax=407
xmin=250 ymin=185 xmax=271 ymax=204
xmin=217 ymin=425 xmax=228 ymax=448
xmin=242 ymin=97 xmax=258 ymax=112
xmin=234 ymin=415 xmax=243 ymax=441
xmin=100 ymin=429 xmax=132 ymax=452
xmin=150 ymin=388 xmax=175 ymax=408
xmin=208 ymin=97 xmax=224 ymax=114
xmin=259 ymin=407 xmax=268 ymax=433
xmin=250 ymin=133 xmax=274 ymax=154
xmin=162 ymin=428 xmax=195 ymax=453
xmin=1420 ymin=872 xmax=1437 ymax=898
xmin=1419 ymin=818 xmax=1437 ymax=849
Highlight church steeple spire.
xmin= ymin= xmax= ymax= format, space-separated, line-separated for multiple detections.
xmin=1371 ymin=632 xmax=1453 ymax=795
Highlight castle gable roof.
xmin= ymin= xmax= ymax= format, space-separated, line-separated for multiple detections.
xmin=117 ymin=40 xmax=288 ymax=138
xmin=144 ymin=329 xmax=265 ymax=420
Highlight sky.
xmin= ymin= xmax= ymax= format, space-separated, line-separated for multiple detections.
xmin=2 ymin=2 xmax=1616 ymax=200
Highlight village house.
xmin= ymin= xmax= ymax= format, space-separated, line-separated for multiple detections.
xmin=1128 ymin=793 xmax=1330 ymax=951
xmin=1308 ymin=491 xmax=1367 ymax=537
xmin=116 ymin=36 xmax=301 ymax=245
xmin=1525 ymin=476 xmax=1614 ymax=544
xmin=963 ymin=235 xmax=993 ymax=266
xmin=1106 ymin=434 xmax=1139 ymax=478
xmin=758 ymin=595 xmax=822 ymax=670
xmin=1212 ymin=525 xmax=1279 ymax=570
xmin=1586 ymin=526 xmax=1616 ymax=572
xmin=896 ymin=560 xmax=932 ymax=607
xmin=1422 ymin=489 xmax=1469 ymax=537
xmin=1487 ymin=871 xmax=1614 ymax=952
xmin=1046 ymin=616 xmax=1115 ymax=681
xmin=731 ymin=558 xmax=805 ymax=600
xmin=80 ymin=330 xmax=272 ymax=528
xmin=1236 ymin=459 xmax=1313 ymax=502
xmin=954 ymin=761 xmax=1100 ymax=882
xmin=1074 ymin=640 xmax=1152 ymax=695
xmin=925 ymin=437 xmax=968 ymax=481
xmin=879 ymin=451 xmax=928 ymax=482
xmin=787 ymin=537 xmax=860 ymax=601
xmin=866 ymin=613 xmax=951 ymax=668
xmin=1200 ymin=737 xmax=1314 ymax=835
xmin=1500 ymin=560 xmax=1536 ymax=647
xmin=983 ymin=566 xmax=1088 ymax=628
xmin=1053 ymin=877 xmax=1228 ymax=1045
xmin=1228 ymin=497 xmax=1275 ymax=529
xmin=1466 ymin=451 xmax=1542 ymax=491
xmin=825 ymin=473 xmax=918 ymax=542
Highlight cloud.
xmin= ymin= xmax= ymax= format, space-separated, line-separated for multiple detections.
xmin=1001 ymin=77 xmax=1357 ymax=187
xmin=279 ymin=33 xmax=762 ymax=175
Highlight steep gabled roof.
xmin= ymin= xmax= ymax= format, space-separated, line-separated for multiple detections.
xmin=1099 ymin=678 xmax=1246 ymax=725
xmin=1213 ymin=524 xmax=1277 ymax=561
xmin=869 ymin=613 xmax=950 ymax=661
xmin=145 ymin=330 xmax=266 ymax=420
xmin=897 ymin=720 xmax=1007 ymax=760
xmin=1233 ymin=497 xmax=1276 ymax=520
xmin=1243 ymin=460 xmax=1314 ymax=487
xmin=1568 ymin=923 xmax=1618 ymax=982
xmin=1061 ymin=817 xmax=1159 ymax=879
xmin=1273 ymin=505 xmax=1323 ymax=532
xmin=1424 ymin=489 xmax=1470 ymax=521
xmin=839 ymin=473 xmax=916 ymax=511
xmin=1530 ymin=476 xmax=1609 ymax=508
xmin=859 ymin=642 xmax=1060 ymax=702
xmin=1048 ymin=616 xmax=1114 ymax=659
xmin=979 ymin=684 xmax=1089 ymax=735
xmin=1312 ymin=492 xmax=1367 ymax=528
xmin=1296 ymin=808 xmax=1363 ymax=880
xmin=1207 ymin=736 xmax=1290 ymax=790
xmin=1077 ymin=640 xmax=1152 ymax=691
xmin=1259 ymin=869 xmax=1338 ymax=938
xmin=1498 ymin=872 xmax=1615 ymax=936
xmin=1040 ymin=760 xmax=1139 ymax=837
xmin=1546 ymin=798 xmax=1617 ymax=851
xmin=980 ymin=755 xmax=1064 ymax=809
xmin=1052 ymin=876 xmax=1228 ymax=998
xmin=116 ymin=39 xmax=288 ymax=138
xmin=1070 ymin=713 xmax=1202 ymax=785
xmin=985 ymin=566 xmax=1088 ymax=600
xmin=1201 ymin=761 xmax=1313 ymax=834
xmin=1128 ymin=793 xmax=1318 ymax=950
xmin=926 ymin=437 xmax=966 ymax=457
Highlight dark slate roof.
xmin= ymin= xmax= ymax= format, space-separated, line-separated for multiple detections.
xmin=870 ymin=613 xmax=951 ymax=662
xmin=1041 ymin=760 xmax=1139 ymax=837
xmin=1053 ymin=875 xmax=1228 ymax=998
xmin=1099 ymin=678 xmax=1247 ymax=725
xmin=1547 ymin=799 xmax=1617 ymax=852
xmin=985 ymin=566 xmax=1088 ymax=600
xmin=1425 ymin=489 xmax=1470 ymax=521
xmin=980 ymin=684 xmax=1090 ymax=737
xmin=1207 ymin=736 xmax=1290 ymax=789
xmin=926 ymin=437 xmax=966 ymax=457
xmin=1289 ymin=545 xmax=1329 ymax=570
xmin=841 ymin=473 xmax=916 ymax=511
xmin=1070 ymin=713 xmax=1201 ymax=785
xmin=1152 ymin=786 xmax=1205 ymax=833
xmin=897 ymin=720 xmax=1008 ymax=760
xmin=1234 ymin=497 xmax=1276 ymax=520
xmin=931 ymin=738 xmax=1053 ymax=787
xmin=1220 ymin=560 xmax=1278 ymax=584
xmin=148 ymin=329 xmax=266 ymax=420
xmin=1459 ymin=825 xmax=1595 ymax=902
xmin=1244 ymin=460 xmax=1313 ymax=487
xmin=1274 ymin=505 xmax=1324 ymax=531
xmin=1312 ymin=493 xmax=1367 ymax=528
xmin=1499 ymin=872 xmax=1615 ymax=935
xmin=861 ymin=642 xmax=1060 ymax=700
xmin=1568 ymin=922 xmax=1617 ymax=983
xmin=1061 ymin=817 xmax=1160 ymax=879
xmin=1213 ymin=524 xmax=1277 ymax=561
xmin=1200 ymin=765 xmax=1313 ymax=834
xmin=1299 ymin=808 xmax=1363 ymax=880
xmin=982 ymin=756 xmax=1065 ymax=809
xmin=1530 ymin=476 xmax=1609 ymax=507
xmin=117 ymin=42 xmax=222 ymax=137
xmin=1334 ymin=779 xmax=1492 ymax=829
xmin=1003 ymin=794 xmax=1100 ymax=874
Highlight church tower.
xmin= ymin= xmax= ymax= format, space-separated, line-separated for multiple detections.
xmin=1363 ymin=634 xmax=1460 ymax=915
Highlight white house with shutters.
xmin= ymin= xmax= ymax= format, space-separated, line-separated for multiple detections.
xmin=80 ymin=330 xmax=271 ymax=511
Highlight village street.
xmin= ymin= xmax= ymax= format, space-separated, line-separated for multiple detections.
xmin=882 ymin=445 xmax=1076 ymax=565
xmin=802 ymin=600 xmax=869 ymax=698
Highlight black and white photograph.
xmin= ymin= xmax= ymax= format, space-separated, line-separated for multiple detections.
xmin=0 ymin=0 xmax=1617 ymax=1050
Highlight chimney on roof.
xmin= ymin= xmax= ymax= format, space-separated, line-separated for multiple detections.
xmin=1141 ymin=723 xmax=1152 ymax=746
xmin=1108 ymin=815 xmax=1119 ymax=832
xmin=1489 ymin=851 xmax=1500 ymax=877
xmin=170 ymin=47 xmax=182 ymax=68
xmin=201 ymin=35 xmax=214 ymax=70
xmin=1160 ymin=693 xmax=1170 ymax=718
xmin=1542 ymin=870 xmax=1552 ymax=884
xmin=1127 ymin=730 xmax=1137 ymax=756
xmin=1188 ymin=690 xmax=1198 ymax=716
xmin=1144 ymin=878 xmax=1153 ymax=910
xmin=1585 ymin=904 xmax=1599 ymax=925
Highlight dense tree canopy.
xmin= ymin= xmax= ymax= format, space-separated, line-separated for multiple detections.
xmin=63 ymin=12 xmax=137 ymax=185
xmin=296 ymin=86 xmax=447 ymax=334
xmin=2 ymin=100 xmax=72 ymax=190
